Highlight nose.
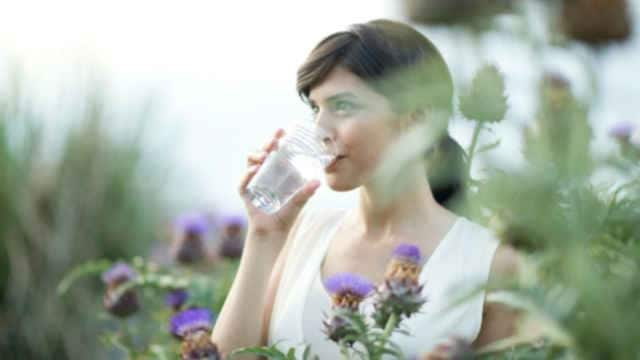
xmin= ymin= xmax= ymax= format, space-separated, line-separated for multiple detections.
xmin=315 ymin=113 xmax=338 ymax=153
xmin=316 ymin=126 xmax=337 ymax=154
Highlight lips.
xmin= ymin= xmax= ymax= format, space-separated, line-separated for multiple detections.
xmin=325 ymin=155 xmax=346 ymax=172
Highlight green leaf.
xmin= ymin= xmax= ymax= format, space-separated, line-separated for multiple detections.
xmin=286 ymin=347 xmax=296 ymax=360
xmin=229 ymin=345 xmax=287 ymax=360
xmin=302 ymin=345 xmax=311 ymax=360
xmin=148 ymin=344 xmax=170 ymax=360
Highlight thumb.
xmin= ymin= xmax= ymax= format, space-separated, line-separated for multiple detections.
xmin=278 ymin=179 xmax=321 ymax=219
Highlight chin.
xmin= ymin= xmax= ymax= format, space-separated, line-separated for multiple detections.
xmin=325 ymin=174 xmax=359 ymax=192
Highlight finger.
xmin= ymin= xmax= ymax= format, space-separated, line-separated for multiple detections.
xmin=261 ymin=128 xmax=285 ymax=152
xmin=280 ymin=179 xmax=320 ymax=213
xmin=247 ymin=151 xmax=268 ymax=165
xmin=237 ymin=165 xmax=260 ymax=196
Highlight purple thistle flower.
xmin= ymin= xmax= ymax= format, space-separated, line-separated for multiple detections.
xmin=181 ymin=330 xmax=221 ymax=360
xmin=101 ymin=262 xmax=137 ymax=285
xmin=392 ymin=244 xmax=422 ymax=264
xmin=170 ymin=308 xmax=214 ymax=339
xmin=325 ymin=273 xmax=374 ymax=298
xmin=103 ymin=288 xmax=140 ymax=318
xmin=220 ymin=215 xmax=246 ymax=229
xmin=372 ymin=278 xmax=426 ymax=328
xmin=371 ymin=244 xmax=428 ymax=328
xmin=166 ymin=289 xmax=189 ymax=310
xmin=609 ymin=121 xmax=636 ymax=142
xmin=172 ymin=213 xmax=212 ymax=265
xmin=175 ymin=212 xmax=212 ymax=235
xmin=386 ymin=244 xmax=423 ymax=283
xmin=101 ymin=262 xmax=140 ymax=317
xmin=218 ymin=214 xmax=246 ymax=259
xmin=324 ymin=273 xmax=374 ymax=309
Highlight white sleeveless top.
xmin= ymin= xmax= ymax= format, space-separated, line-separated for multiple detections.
xmin=269 ymin=207 xmax=500 ymax=359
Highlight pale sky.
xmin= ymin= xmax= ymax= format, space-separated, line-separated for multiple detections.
xmin=1 ymin=0 xmax=639 ymax=215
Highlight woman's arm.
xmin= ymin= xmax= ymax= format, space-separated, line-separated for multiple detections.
xmin=211 ymin=128 xmax=319 ymax=357
xmin=210 ymin=231 xmax=284 ymax=356
xmin=472 ymin=244 xmax=522 ymax=348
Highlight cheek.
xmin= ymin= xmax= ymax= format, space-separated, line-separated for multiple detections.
xmin=340 ymin=121 xmax=391 ymax=170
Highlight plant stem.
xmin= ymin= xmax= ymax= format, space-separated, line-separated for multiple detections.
xmin=373 ymin=313 xmax=398 ymax=360
xmin=466 ymin=121 xmax=484 ymax=180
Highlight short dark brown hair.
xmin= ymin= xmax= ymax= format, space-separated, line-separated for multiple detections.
xmin=296 ymin=19 xmax=466 ymax=207
xmin=297 ymin=19 xmax=454 ymax=116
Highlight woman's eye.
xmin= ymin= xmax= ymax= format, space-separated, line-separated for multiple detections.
xmin=334 ymin=100 xmax=356 ymax=113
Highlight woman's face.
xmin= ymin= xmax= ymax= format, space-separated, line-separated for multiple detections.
xmin=308 ymin=66 xmax=407 ymax=191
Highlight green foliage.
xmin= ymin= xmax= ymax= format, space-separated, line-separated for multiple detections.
xmin=0 ymin=72 xmax=172 ymax=359
xmin=57 ymin=256 xmax=238 ymax=359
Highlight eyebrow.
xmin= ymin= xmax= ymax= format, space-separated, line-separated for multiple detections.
xmin=309 ymin=91 xmax=359 ymax=106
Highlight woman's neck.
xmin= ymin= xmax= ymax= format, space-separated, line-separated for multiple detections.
xmin=355 ymin=165 xmax=447 ymax=243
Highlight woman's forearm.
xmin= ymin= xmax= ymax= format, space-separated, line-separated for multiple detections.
xmin=211 ymin=231 xmax=283 ymax=356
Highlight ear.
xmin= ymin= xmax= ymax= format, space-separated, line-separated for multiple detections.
xmin=394 ymin=108 xmax=427 ymax=133
xmin=403 ymin=109 xmax=426 ymax=129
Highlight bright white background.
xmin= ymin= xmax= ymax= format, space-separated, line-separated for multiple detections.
xmin=1 ymin=0 xmax=639 ymax=215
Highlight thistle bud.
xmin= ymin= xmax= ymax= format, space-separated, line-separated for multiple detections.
xmin=101 ymin=262 xmax=140 ymax=318
xmin=169 ymin=308 xmax=220 ymax=360
xmin=373 ymin=244 xmax=427 ymax=328
xmin=171 ymin=213 xmax=211 ymax=264
xmin=166 ymin=288 xmax=189 ymax=311
xmin=218 ymin=215 xmax=246 ymax=259
xmin=322 ymin=273 xmax=374 ymax=346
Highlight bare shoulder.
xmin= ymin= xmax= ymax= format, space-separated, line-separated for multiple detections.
xmin=489 ymin=243 xmax=523 ymax=281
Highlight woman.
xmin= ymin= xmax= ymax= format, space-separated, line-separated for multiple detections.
xmin=212 ymin=19 xmax=520 ymax=359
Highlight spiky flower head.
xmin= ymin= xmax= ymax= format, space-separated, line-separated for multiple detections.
xmin=324 ymin=273 xmax=374 ymax=310
xmin=221 ymin=215 xmax=246 ymax=230
xmin=103 ymin=287 xmax=140 ymax=318
xmin=373 ymin=244 xmax=427 ymax=327
xmin=175 ymin=213 xmax=212 ymax=236
xmin=459 ymin=64 xmax=508 ymax=124
xmin=609 ymin=122 xmax=637 ymax=142
xmin=101 ymin=262 xmax=137 ymax=286
xmin=170 ymin=308 xmax=214 ymax=339
xmin=166 ymin=289 xmax=189 ymax=311
xmin=321 ymin=308 xmax=360 ymax=346
xmin=372 ymin=278 xmax=426 ymax=328
xmin=219 ymin=214 xmax=246 ymax=259
xmin=180 ymin=329 xmax=221 ymax=360
xmin=540 ymin=72 xmax=572 ymax=110
xmin=102 ymin=262 xmax=140 ymax=317
xmin=385 ymin=244 xmax=422 ymax=284
xmin=172 ymin=213 xmax=211 ymax=264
